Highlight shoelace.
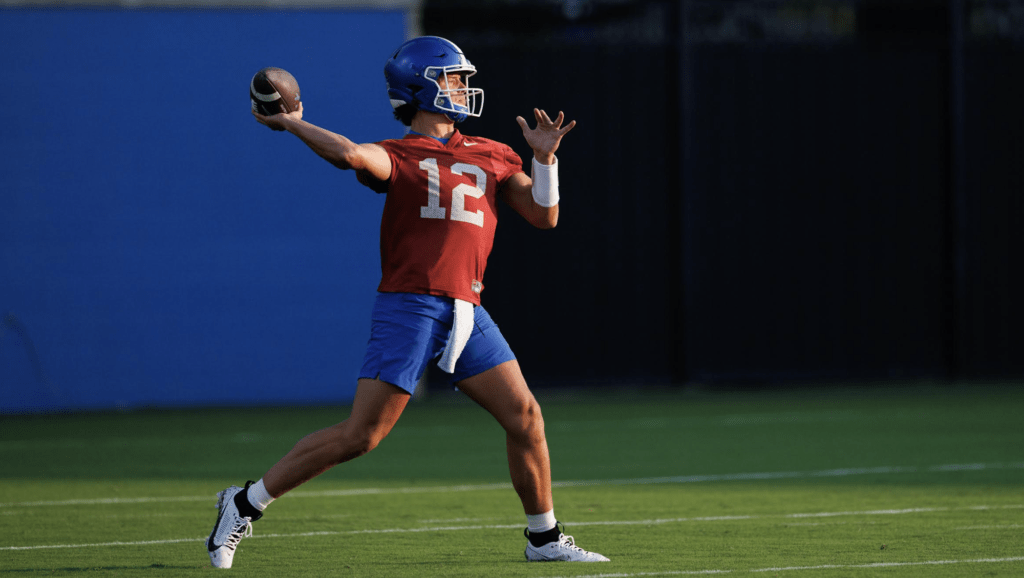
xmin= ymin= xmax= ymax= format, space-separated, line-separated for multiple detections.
xmin=223 ymin=518 xmax=253 ymax=552
xmin=558 ymin=534 xmax=585 ymax=552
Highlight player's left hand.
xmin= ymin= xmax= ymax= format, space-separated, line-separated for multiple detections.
xmin=516 ymin=108 xmax=575 ymax=165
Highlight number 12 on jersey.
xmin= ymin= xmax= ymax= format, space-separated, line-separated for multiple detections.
xmin=418 ymin=158 xmax=486 ymax=228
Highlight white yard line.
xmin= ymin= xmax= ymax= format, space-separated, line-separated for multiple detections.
xmin=2 ymin=461 xmax=1021 ymax=509
xmin=2 ymin=504 xmax=1022 ymax=552
xmin=551 ymin=557 xmax=1024 ymax=578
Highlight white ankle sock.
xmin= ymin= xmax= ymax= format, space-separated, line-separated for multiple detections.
xmin=526 ymin=510 xmax=557 ymax=533
xmin=246 ymin=479 xmax=275 ymax=511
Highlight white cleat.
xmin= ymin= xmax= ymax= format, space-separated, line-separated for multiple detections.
xmin=206 ymin=483 xmax=260 ymax=569
xmin=525 ymin=532 xmax=610 ymax=562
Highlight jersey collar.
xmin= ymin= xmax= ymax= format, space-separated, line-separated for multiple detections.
xmin=404 ymin=129 xmax=465 ymax=149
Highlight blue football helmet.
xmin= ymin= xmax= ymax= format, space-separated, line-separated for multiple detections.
xmin=384 ymin=36 xmax=484 ymax=123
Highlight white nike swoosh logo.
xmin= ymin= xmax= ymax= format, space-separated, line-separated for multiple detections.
xmin=463 ymin=142 xmax=478 ymax=146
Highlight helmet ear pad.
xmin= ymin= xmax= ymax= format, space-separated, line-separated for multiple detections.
xmin=387 ymin=83 xmax=420 ymax=111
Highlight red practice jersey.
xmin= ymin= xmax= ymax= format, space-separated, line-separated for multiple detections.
xmin=364 ymin=130 xmax=524 ymax=305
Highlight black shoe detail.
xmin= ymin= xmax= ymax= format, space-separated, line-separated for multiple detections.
xmin=233 ymin=481 xmax=264 ymax=522
xmin=207 ymin=492 xmax=232 ymax=552
xmin=525 ymin=522 xmax=562 ymax=547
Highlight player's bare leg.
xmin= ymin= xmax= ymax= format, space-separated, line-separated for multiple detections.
xmin=263 ymin=378 xmax=411 ymax=496
xmin=456 ymin=360 xmax=552 ymax=514
xmin=207 ymin=378 xmax=409 ymax=568
xmin=456 ymin=360 xmax=608 ymax=561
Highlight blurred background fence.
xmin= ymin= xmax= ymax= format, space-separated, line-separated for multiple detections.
xmin=1 ymin=0 xmax=1021 ymax=413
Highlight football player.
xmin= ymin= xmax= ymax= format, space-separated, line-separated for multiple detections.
xmin=208 ymin=36 xmax=607 ymax=568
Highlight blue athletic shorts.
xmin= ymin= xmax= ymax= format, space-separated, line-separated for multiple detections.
xmin=358 ymin=292 xmax=516 ymax=394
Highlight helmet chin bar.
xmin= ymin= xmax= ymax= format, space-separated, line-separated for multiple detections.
xmin=433 ymin=88 xmax=484 ymax=121
xmin=424 ymin=65 xmax=484 ymax=121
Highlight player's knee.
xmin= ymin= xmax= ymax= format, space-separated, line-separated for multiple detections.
xmin=507 ymin=398 xmax=546 ymax=444
xmin=345 ymin=432 xmax=376 ymax=459
xmin=332 ymin=421 xmax=388 ymax=462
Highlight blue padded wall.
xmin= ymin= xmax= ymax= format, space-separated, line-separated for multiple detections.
xmin=0 ymin=9 xmax=406 ymax=412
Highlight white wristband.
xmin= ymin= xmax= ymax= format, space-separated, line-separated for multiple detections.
xmin=531 ymin=156 xmax=559 ymax=208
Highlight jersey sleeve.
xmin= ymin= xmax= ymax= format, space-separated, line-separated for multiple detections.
xmin=498 ymin=144 xmax=525 ymax=185
xmin=357 ymin=140 xmax=402 ymax=194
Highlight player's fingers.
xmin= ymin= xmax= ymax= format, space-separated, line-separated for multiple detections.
xmin=559 ymin=119 xmax=577 ymax=135
xmin=516 ymin=116 xmax=529 ymax=131
xmin=253 ymin=110 xmax=286 ymax=131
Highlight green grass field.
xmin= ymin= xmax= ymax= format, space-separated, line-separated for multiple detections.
xmin=2 ymin=383 xmax=1022 ymax=577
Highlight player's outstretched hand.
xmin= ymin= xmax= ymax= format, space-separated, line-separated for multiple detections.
xmin=254 ymin=101 xmax=304 ymax=131
xmin=516 ymin=108 xmax=575 ymax=164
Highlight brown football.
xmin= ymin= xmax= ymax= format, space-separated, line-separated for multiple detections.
xmin=250 ymin=67 xmax=301 ymax=115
